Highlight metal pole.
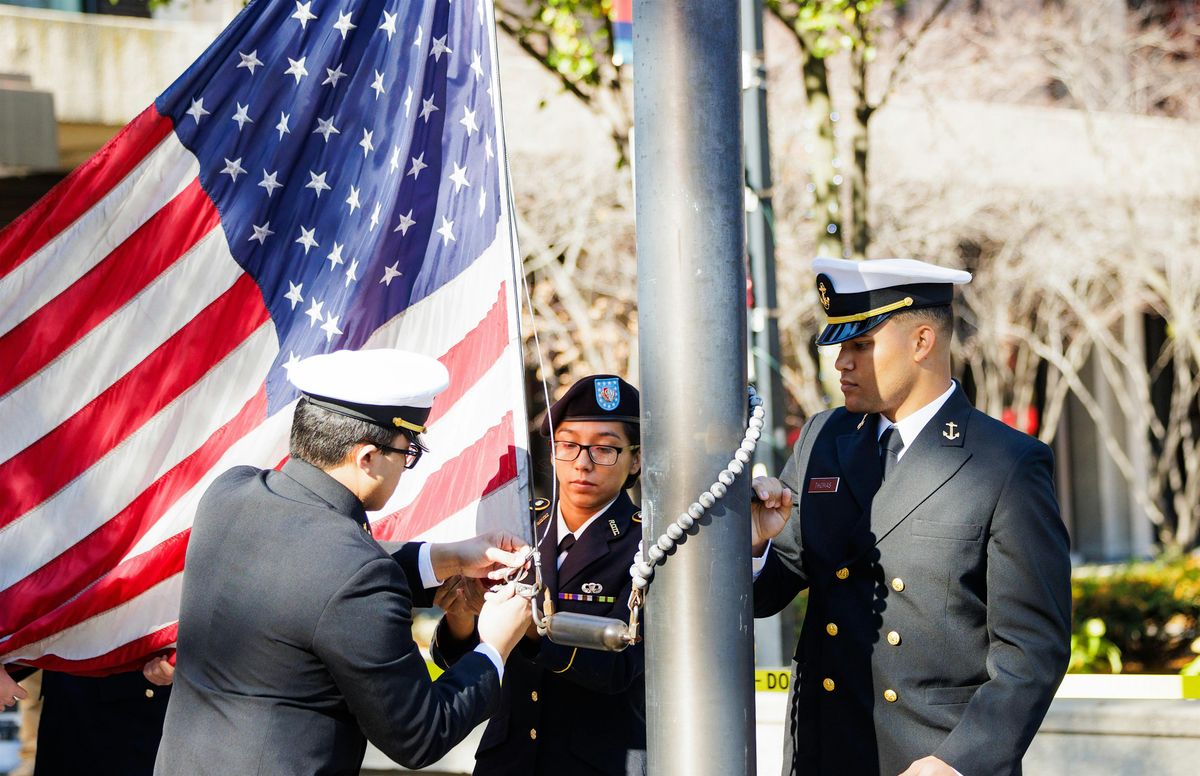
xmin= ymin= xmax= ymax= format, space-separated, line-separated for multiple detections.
xmin=741 ymin=0 xmax=792 ymax=668
xmin=633 ymin=3 xmax=756 ymax=775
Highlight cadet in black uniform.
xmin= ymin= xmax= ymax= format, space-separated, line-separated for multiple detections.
xmin=433 ymin=375 xmax=647 ymax=776
xmin=155 ymin=349 xmax=532 ymax=776
xmin=751 ymin=259 xmax=1071 ymax=776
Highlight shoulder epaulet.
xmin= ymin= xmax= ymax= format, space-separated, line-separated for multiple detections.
xmin=632 ymin=510 xmax=642 ymax=524
xmin=531 ymin=497 xmax=552 ymax=526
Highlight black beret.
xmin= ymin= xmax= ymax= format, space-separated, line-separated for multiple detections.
xmin=539 ymin=374 xmax=639 ymax=436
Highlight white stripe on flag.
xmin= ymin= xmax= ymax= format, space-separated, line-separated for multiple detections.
xmin=373 ymin=341 xmax=522 ymax=518
xmin=0 ymin=229 xmax=238 ymax=464
xmin=0 ymin=136 xmax=198 ymax=339
xmin=122 ymin=406 xmax=293 ymax=562
xmin=0 ymin=325 xmax=277 ymax=591
xmin=0 ymin=574 xmax=183 ymax=663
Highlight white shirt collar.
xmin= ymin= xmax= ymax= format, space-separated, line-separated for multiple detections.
xmin=875 ymin=381 xmax=957 ymax=459
xmin=555 ymin=495 xmax=618 ymax=549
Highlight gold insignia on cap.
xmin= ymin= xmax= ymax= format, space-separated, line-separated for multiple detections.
xmin=825 ymin=296 xmax=914 ymax=324
xmin=392 ymin=417 xmax=427 ymax=434
xmin=818 ymin=282 xmax=831 ymax=311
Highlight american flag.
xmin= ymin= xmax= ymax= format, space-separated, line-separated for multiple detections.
xmin=0 ymin=0 xmax=530 ymax=675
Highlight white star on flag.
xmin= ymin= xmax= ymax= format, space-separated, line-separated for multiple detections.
xmin=404 ymin=86 xmax=413 ymax=117
xmin=238 ymin=50 xmax=263 ymax=75
xmin=371 ymin=70 xmax=387 ymax=99
xmin=321 ymin=313 xmax=343 ymax=342
xmin=284 ymin=281 xmax=304 ymax=308
xmin=276 ymin=112 xmax=291 ymax=139
xmin=346 ymin=185 xmax=361 ymax=214
xmin=258 ymin=170 xmax=282 ymax=196
xmin=369 ymin=203 xmax=381 ymax=231
xmin=448 ymin=162 xmax=470 ymax=192
xmin=413 ymin=26 xmax=423 ymax=48
xmin=249 ymin=221 xmax=275 ymax=244
xmin=470 ymin=51 xmax=484 ymax=80
xmin=305 ymin=170 xmax=331 ymax=197
xmin=389 ymin=146 xmax=401 ymax=173
xmin=359 ymin=129 xmax=375 ymax=157
xmin=333 ymin=11 xmax=356 ymax=39
xmin=304 ymin=298 xmax=324 ymax=326
xmin=344 ymin=259 xmax=359 ymax=287
xmin=326 ymin=242 xmax=345 ymax=270
xmin=379 ymin=11 xmax=397 ymax=40
xmin=393 ymin=209 xmax=415 ymax=235
xmin=459 ymin=106 xmax=478 ymax=137
xmin=420 ymin=97 xmax=438 ymax=122
xmin=408 ymin=153 xmax=427 ymax=179
xmin=437 ymin=216 xmax=456 ymax=245
xmin=291 ymin=1 xmax=316 ymax=29
xmin=295 ymin=226 xmax=319 ymax=254
xmin=186 ymin=98 xmax=210 ymax=123
xmin=313 ymin=116 xmax=339 ymax=141
xmin=431 ymin=35 xmax=452 ymax=62
xmin=380 ymin=262 xmax=403 ymax=285
xmin=232 ymin=103 xmax=254 ymax=131
xmin=285 ymin=57 xmax=308 ymax=84
xmin=323 ymin=64 xmax=347 ymax=87
xmin=221 ymin=157 xmax=247 ymax=182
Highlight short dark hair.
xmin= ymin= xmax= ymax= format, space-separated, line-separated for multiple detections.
xmin=892 ymin=303 xmax=954 ymax=340
xmin=290 ymin=398 xmax=414 ymax=468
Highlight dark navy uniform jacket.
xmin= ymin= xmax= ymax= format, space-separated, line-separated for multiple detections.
xmin=155 ymin=459 xmax=499 ymax=775
xmin=754 ymin=386 xmax=1071 ymax=776
xmin=432 ymin=490 xmax=646 ymax=776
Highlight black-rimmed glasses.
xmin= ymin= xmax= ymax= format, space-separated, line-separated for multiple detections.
xmin=553 ymin=441 xmax=639 ymax=467
xmin=365 ymin=440 xmax=426 ymax=470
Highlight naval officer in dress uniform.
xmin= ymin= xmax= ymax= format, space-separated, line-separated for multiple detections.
xmin=155 ymin=349 xmax=533 ymax=775
xmin=750 ymin=259 xmax=1072 ymax=776
xmin=431 ymin=375 xmax=647 ymax=776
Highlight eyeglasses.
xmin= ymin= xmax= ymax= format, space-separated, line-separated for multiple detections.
xmin=553 ymin=441 xmax=639 ymax=467
xmin=364 ymin=440 xmax=426 ymax=470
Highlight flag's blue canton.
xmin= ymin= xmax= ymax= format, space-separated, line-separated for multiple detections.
xmin=157 ymin=0 xmax=502 ymax=414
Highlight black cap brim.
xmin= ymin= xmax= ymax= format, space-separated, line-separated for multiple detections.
xmin=816 ymin=313 xmax=893 ymax=346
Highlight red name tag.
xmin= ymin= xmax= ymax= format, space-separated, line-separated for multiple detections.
xmin=808 ymin=477 xmax=840 ymax=493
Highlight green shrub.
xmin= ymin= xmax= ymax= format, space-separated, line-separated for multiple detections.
xmin=1072 ymin=554 xmax=1200 ymax=673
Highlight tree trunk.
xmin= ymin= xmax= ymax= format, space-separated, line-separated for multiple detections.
xmin=801 ymin=48 xmax=843 ymax=259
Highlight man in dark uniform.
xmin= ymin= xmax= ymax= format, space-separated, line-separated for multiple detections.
xmin=155 ymin=349 xmax=532 ymax=775
xmin=751 ymin=259 xmax=1071 ymax=776
xmin=432 ymin=375 xmax=646 ymax=776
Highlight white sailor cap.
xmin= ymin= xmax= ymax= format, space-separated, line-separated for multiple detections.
xmin=287 ymin=349 xmax=450 ymax=434
xmin=811 ymin=258 xmax=972 ymax=346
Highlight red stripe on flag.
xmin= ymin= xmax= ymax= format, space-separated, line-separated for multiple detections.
xmin=0 ymin=179 xmax=218 ymax=396
xmin=429 ymin=283 xmax=509 ymax=426
xmin=0 ymin=531 xmax=188 ymax=657
xmin=0 ymin=106 xmax=174 ymax=279
xmin=0 ymin=387 xmax=267 ymax=635
xmin=0 ymin=274 xmax=269 ymax=527
xmin=21 ymin=623 xmax=179 ymax=677
xmin=373 ymin=412 xmax=518 ymax=542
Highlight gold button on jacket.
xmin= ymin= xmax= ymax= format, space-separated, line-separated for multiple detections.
xmin=530 ymin=691 xmax=538 ymax=702
xmin=825 ymin=623 xmax=839 ymax=636
xmin=529 ymin=729 xmax=538 ymax=740
xmin=883 ymin=689 xmax=898 ymax=703
xmin=835 ymin=567 xmax=850 ymax=580
xmin=822 ymin=678 xmax=836 ymax=692
xmin=886 ymin=631 xmax=901 ymax=646
xmin=891 ymin=577 xmax=905 ymax=592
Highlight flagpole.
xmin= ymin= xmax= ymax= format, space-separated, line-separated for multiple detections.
xmin=633 ymin=2 xmax=756 ymax=775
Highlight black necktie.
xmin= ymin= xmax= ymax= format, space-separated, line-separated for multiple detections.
xmin=879 ymin=426 xmax=905 ymax=480
xmin=557 ymin=533 xmax=577 ymax=556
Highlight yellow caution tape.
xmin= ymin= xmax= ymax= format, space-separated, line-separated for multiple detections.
xmin=752 ymin=670 xmax=1200 ymax=698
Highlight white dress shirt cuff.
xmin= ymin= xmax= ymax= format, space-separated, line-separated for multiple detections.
xmin=417 ymin=543 xmax=443 ymax=588
xmin=474 ymin=643 xmax=505 ymax=681
xmin=751 ymin=539 xmax=772 ymax=579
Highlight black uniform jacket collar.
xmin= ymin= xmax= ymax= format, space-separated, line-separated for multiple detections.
xmin=280 ymin=458 xmax=371 ymax=529
xmin=840 ymin=384 xmax=974 ymax=552
xmin=540 ymin=490 xmax=638 ymax=596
